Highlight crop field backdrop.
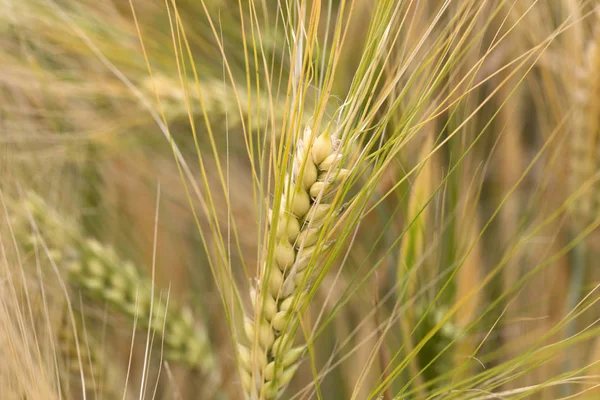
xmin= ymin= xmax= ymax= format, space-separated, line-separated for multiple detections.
xmin=1 ymin=0 xmax=600 ymax=399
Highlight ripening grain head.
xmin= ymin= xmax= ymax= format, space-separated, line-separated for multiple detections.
xmin=3 ymin=1 xmax=600 ymax=399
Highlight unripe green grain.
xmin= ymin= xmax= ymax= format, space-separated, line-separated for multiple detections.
xmin=13 ymin=194 xmax=217 ymax=375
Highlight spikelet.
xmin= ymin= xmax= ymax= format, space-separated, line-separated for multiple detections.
xmin=586 ymin=26 xmax=600 ymax=220
xmin=56 ymin=309 xmax=123 ymax=398
xmin=239 ymin=126 xmax=349 ymax=399
xmin=396 ymin=134 xmax=437 ymax=396
xmin=141 ymin=75 xmax=292 ymax=132
xmin=64 ymin=239 xmax=214 ymax=371
xmin=398 ymin=134 xmax=436 ymax=282
xmin=13 ymin=193 xmax=217 ymax=375
xmin=571 ymin=24 xmax=600 ymax=229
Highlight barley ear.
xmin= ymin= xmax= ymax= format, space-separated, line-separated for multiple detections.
xmin=14 ymin=193 xmax=218 ymax=377
xmin=239 ymin=125 xmax=350 ymax=399
xmin=56 ymin=308 xmax=124 ymax=398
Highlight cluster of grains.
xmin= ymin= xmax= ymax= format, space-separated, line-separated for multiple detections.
xmin=239 ymin=126 xmax=349 ymax=399
xmin=56 ymin=311 xmax=116 ymax=397
xmin=15 ymin=194 xmax=215 ymax=373
xmin=571 ymin=27 xmax=600 ymax=228
xmin=142 ymin=75 xmax=291 ymax=131
xmin=586 ymin=28 xmax=600 ymax=219
xmin=64 ymin=238 xmax=213 ymax=370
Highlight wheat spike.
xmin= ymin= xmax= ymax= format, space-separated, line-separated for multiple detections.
xmin=65 ymin=238 xmax=214 ymax=370
xmin=13 ymin=193 xmax=217 ymax=376
xmin=238 ymin=125 xmax=349 ymax=399
xmin=56 ymin=308 xmax=125 ymax=399
xmin=571 ymin=23 xmax=600 ymax=229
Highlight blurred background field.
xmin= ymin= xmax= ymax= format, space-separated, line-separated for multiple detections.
xmin=2 ymin=0 xmax=600 ymax=399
